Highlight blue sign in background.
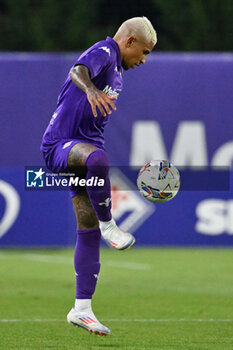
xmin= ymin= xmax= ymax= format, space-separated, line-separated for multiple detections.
xmin=0 ymin=53 xmax=233 ymax=246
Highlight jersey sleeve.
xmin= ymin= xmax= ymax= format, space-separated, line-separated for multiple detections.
xmin=75 ymin=46 xmax=112 ymax=79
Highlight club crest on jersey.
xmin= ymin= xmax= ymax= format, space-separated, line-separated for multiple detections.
xmin=99 ymin=46 xmax=111 ymax=56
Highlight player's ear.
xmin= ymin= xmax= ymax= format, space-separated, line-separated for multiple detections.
xmin=126 ymin=36 xmax=136 ymax=48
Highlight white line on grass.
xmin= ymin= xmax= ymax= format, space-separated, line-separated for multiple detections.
xmin=22 ymin=254 xmax=73 ymax=264
xmin=0 ymin=318 xmax=232 ymax=323
xmin=0 ymin=253 xmax=151 ymax=270
xmin=106 ymin=261 xmax=151 ymax=270
xmin=103 ymin=318 xmax=233 ymax=323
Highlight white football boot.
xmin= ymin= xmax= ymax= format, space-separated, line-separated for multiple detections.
xmin=99 ymin=218 xmax=135 ymax=250
xmin=67 ymin=307 xmax=110 ymax=336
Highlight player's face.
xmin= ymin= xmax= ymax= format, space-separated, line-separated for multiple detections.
xmin=122 ymin=37 xmax=154 ymax=70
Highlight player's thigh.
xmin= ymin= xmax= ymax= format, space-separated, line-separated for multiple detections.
xmin=72 ymin=188 xmax=99 ymax=230
xmin=68 ymin=142 xmax=98 ymax=170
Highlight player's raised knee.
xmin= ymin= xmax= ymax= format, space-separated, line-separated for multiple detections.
xmin=85 ymin=149 xmax=109 ymax=178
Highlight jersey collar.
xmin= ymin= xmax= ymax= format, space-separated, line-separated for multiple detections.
xmin=106 ymin=36 xmax=122 ymax=68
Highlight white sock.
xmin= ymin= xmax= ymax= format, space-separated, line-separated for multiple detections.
xmin=75 ymin=299 xmax=92 ymax=312
xmin=99 ymin=218 xmax=115 ymax=233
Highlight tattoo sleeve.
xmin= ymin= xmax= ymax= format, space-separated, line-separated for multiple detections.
xmin=69 ymin=65 xmax=95 ymax=93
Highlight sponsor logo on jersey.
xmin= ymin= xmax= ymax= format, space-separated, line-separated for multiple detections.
xmin=103 ymin=85 xmax=122 ymax=98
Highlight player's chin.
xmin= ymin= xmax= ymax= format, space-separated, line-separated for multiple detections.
xmin=123 ymin=65 xmax=134 ymax=71
xmin=122 ymin=62 xmax=130 ymax=71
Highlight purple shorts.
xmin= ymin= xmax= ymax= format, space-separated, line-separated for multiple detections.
xmin=42 ymin=139 xmax=80 ymax=173
xmin=42 ymin=139 xmax=82 ymax=198
xmin=42 ymin=138 xmax=104 ymax=198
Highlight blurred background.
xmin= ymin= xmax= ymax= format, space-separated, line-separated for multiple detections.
xmin=0 ymin=0 xmax=232 ymax=51
xmin=0 ymin=0 xmax=233 ymax=247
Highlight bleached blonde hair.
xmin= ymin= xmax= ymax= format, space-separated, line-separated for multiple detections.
xmin=118 ymin=16 xmax=157 ymax=45
xmin=140 ymin=16 xmax=157 ymax=45
xmin=115 ymin=17 xmax=157 ymax=46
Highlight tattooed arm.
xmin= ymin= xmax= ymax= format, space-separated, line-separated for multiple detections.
xmin=69 ymin=65 xmax=116 ymax=118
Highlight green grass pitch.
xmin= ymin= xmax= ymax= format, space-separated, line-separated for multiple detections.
xmin=0 ymin=248 xmax=232 ymax=350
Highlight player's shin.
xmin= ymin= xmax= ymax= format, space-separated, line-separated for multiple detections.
xmin=85 ymin=149 xmax=112 ymax=222
xmin=68 ymin=227 xmax=111 ymax=335
xmin=74 ymin=228 xmax=101 ymax=301
xmin=84 ymin=148 xmax=135 ymax=250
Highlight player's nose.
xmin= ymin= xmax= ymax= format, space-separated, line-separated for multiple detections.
xmin=140 ymin=57 xmax=146 ymax=65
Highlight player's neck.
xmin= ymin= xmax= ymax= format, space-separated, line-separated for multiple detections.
xmin=113 ymin=35 xmax=124 ymax=61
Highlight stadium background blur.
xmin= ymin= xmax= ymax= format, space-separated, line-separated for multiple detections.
xmin=0 ymin=0 xmax=232 ymax=52
xmin=0 ymin=1 xmax=233 ymax=349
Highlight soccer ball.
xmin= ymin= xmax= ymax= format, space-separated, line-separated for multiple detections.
xmin=137 ymin=160 xmax=180 ymax=203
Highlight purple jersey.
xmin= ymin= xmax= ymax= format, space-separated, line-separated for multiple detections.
xmin=41 ymin=37 xmax=123 ymax=153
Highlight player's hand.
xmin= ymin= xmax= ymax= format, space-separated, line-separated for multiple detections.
xmin=86 ymin=87 xmax=117 ymax=117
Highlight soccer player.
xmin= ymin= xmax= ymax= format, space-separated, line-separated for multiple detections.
xmin=41 ymin=17 xmax=157 ymax=336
